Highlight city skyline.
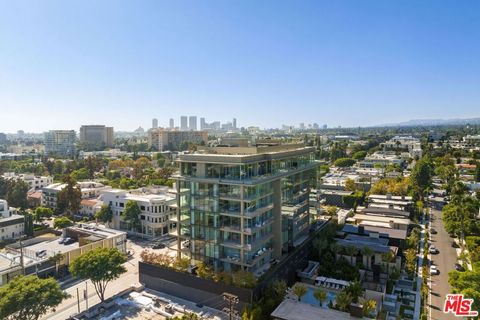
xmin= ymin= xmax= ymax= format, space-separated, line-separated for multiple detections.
xmin=1 ymin=1 xmax=480 ymax=132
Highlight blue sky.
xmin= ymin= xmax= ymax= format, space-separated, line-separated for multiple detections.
xmin=1 ymin=1 xmax=479 ymax=133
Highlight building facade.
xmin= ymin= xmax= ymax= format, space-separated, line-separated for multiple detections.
xmin=44 ymin=130 xmax=76 ymax=156
xmin=102 ymin=187 xmax=176 ymax=237
xmin=180 ymin=116 xmax=188 ymax=130
xmin=148 ymin=129 xmax=208 ymax=151
xmin=79 ymin=125 xmax=114 ymax=148
xmin=42 ymin=181 xmax=111 ymax=210
xmin=1 ymin=172 xmax=53 ymax=192
xmin=172 ymin=144 xmax=318 ymax=274
xmin=0 ymin=199 xmax=25 ymax=241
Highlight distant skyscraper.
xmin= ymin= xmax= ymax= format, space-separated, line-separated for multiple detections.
xmin=323 ymin=124 xmax=328 ymax=129
xmin=152 ymin=118 xmax=158 ymax=129
xmin=200 ymin=117 xmax=206 ymax=130
xmin=180 ymin=116 xmax=188 ymax=130
xmin=189 ymin=116 xmax=197 ymax=130
xmin=232 ymin=118 xmax=237 ymax=129
xmin=169 ymin=118 xmax=174 ymax=129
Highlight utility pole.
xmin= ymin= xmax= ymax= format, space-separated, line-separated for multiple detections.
xmin=19 ymin=237 xmax=25 ymax=275
xmin=222 ymin=292 xmax=239 ymax=320
xmin=76 ymin=288 xmax=80 ymax=314
xmin=84 ymin=281 xmax=88 ymax=310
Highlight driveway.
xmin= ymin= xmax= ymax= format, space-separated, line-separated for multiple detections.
xmin=428 ymin=208 xmax=458 ymax=320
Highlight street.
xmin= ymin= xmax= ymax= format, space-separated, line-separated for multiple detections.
xmin=428 ymin=208 xmax=458 ymax=320
xmin=41 ymin=237 xmax=176 ymax=320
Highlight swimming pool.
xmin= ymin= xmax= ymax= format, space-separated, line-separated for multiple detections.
xmin=300 ymin=286 xmax=337 ymax=308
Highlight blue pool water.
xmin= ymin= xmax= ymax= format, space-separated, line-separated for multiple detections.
xmin=301 ymin=286 xmax=337 ymax=308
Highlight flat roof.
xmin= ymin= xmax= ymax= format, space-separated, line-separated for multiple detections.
xmin=353 ymin=214 xmax=411 ymax=225
xmin=362 ymin=207 xmax=410 ymax=218
xmin=271 ymin=299 xmax=354 ymax=320
xmin=178 ymin=145 xmax=315 ymax=164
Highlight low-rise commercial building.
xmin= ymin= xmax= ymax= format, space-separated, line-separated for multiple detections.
xmin=42 ymin=181 xmax=111 ymax=210
xmin=0 ymin=223 xmax=126 ymax=286
xmin=1 ymin=172 xmax=53 ymax=192
xmin=102 ymin=187 xmax=176 ymax=237
xmin=0 ymin=199 xmax=25 ymax=242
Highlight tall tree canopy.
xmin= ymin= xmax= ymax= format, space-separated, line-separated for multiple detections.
xmin=0 ymin=275 xmax=67 ymax=320
xmin=69 ymin=247 xmax=127 ymax=302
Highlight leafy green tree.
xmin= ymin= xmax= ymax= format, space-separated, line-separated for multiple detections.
xmin=34 ymin=206 xmax=53 ymax=223
xmin=344 ymin=178 xmax=357 ymax=191
xmin=95 ymin=204 xmax=113 ymax=225
xmin=122 ymin=200 xmax=141 ymax=231
xmin=334 ymin=158 xmax=356 ymax=167
xmin=71 ymin=168 xmax=89 ymax=181
xmin=232 ymin=270 xmax=257 ymax=288
xmin=53 ymin=217 xmax=74 ymax=229
xmin=292 ymin=283 xmax=308 ymax=301
xmin=352 ymin=151 xmax=367 ymax=160
xmin=0 ymin=275 xmax=68 ymax=320
xmin=56 ymin=175 xmax=82 ymax=216
xmin=69 ymin=247 xmax=127 ymax=302
xmin=313 ymin=288 xmax=327 ymax=307
xmin=475 ymin=163 xmax=480 ymax=182
xmin=410 ymin=158 xmax=432 ymax=200
xmin=404 ymin=248 xmax=417 ymax=276
xmin=345 ymin=280 xmax=363 ymax=303
xmin=6 ymin=180 xmax=29 ymax=210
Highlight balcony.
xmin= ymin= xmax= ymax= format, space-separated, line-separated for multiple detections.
xmin=244 ymin=204 xmax=274 ymax=218
xmin=243 ymin=218 xmax=274 ymax=234
xmin=220 ymin=224 xmax=242 ymax=233
xmin=245 ymin=248 xmax=272 ymax=267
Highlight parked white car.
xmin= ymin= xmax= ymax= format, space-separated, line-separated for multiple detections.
xmin=430 ymin=265 xmax=439 ymax=275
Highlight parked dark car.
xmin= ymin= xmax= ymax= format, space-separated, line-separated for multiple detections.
xmin=430 ymin=228 xmax=437 ymax=234
xmin=454 ymin=263 xmax=465 ymax=272
xmin=153 ymin=242 xmax=166 ymax=249
xmin=63 ymin=238 xmax=75 ymax=245
xmin=451 ymin=241 xmax=459 ymax=248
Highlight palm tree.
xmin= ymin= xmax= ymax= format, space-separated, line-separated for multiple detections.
xmin=313 ymin=288 xmax=327 ymax=307
xmin=362 ymin=247 xmax=374 ymax=269
xmin=335 ymin=291 xmax=353 ymax=312
xmin=345 ymin=246 xmax=357 ymax=266
xmin=363 ymin=299 xmax=377 ymax=317
xmin=345 ymin=281 xmax=362 ymax=303
xmin=49 ymin=252 xmax=64 ymax=277
xmin=292 ymin=283 xmax=308 ymax=302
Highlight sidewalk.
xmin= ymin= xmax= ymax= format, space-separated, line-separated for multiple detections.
xmin=43 ymin=257 xmax=139 ymax=320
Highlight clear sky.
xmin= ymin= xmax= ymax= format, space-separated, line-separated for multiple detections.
xmin=1 ymin=1 xmax=479 ymax=133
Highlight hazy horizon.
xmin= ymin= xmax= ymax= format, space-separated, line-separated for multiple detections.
xmin=1 ymin=1 xmax=480 ymax=132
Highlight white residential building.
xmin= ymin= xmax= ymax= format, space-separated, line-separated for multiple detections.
xmin=42 ymin=181 xmax=111 ymax=210
xmin=0 ymin=199 xmax=25 ymax=241
xmin=1 ymin=172 xmax=53 ymax=192
xmin=101 ymin=187 xmax=176 ymax=237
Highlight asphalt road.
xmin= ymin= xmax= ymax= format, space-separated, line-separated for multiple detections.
xmin=429 ymin=208 xmax=458 ymax=320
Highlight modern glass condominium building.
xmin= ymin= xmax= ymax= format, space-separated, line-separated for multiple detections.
xmin=172 ymin=143 xmax=318 ymax=275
